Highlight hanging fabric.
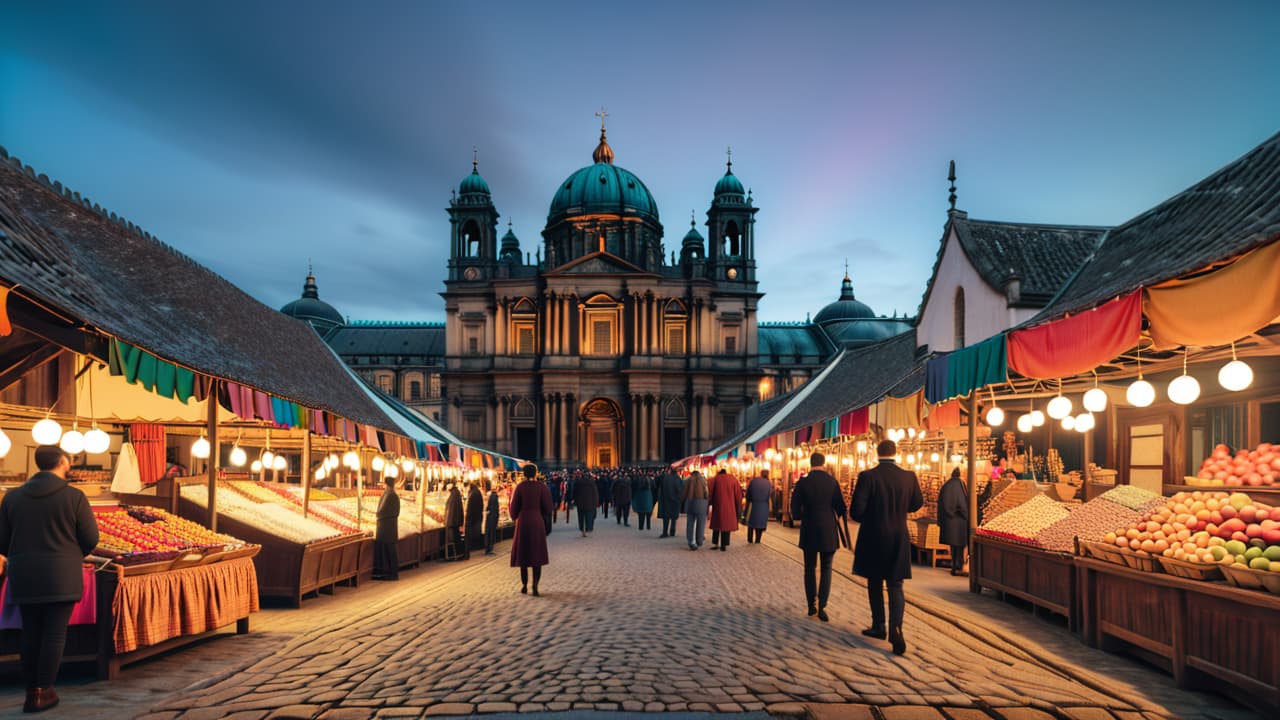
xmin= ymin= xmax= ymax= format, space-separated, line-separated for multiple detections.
xmin=1007 ymin=291 xmax=1141 ymax=379
xmin=944 ymin=335 xmax=1007 ymax=401
xmin=838 ymin=408 xmax=869 ymax=436
xmin=129 ymin=423 xmax=166 ymax=485
xmin=924 ymin=399 xmax=962 ymax=431
xmin=0 ymin=285 xmax=11 ymax=337
xmin=925 ymin=354 xmax=950 ymax=404
xmin=110 ymin=441 xmax=143 ymax=494
xmin=1145 ymin=240 xmax=1280 ymax=349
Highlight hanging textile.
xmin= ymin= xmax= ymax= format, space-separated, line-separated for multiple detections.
xmin=1007 ymin=291 xmax=1141 ymax=379
xmin=110 ymin=441 xmax=143 ymax=494
xmin=872 ymin=391 xmax=923 ymax=430
xmin=924 ymin=399 xmax=962 ymax=431
xmin=794 ymin=426 xmax=812 ymax=445
xmin=944 ymin=335 xmax=1007 ymax=400
xmin=0 ymin=285 xmax=11 ymax=336
xmin=1145 ymin=241 xmax=1280 ymax=349
xmin=925 ymin=354 xmax=950 ymax=404
xmin=129 ymin=424 xmax=166 ymax=485
xmin=107 ymin=341 xmax=196 ymax=403
xmin=838 ymin=408 xmax=869 ymax=436
xmin=822 ymin=418 xmax=839 ymax=439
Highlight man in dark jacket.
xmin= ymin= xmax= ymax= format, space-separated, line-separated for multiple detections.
xmin=444 ymin=484 xmax=464 ymax=560
xmin=596 ymin=475 xmax=611 ymax=518
xmin=850 ymin=440 xmax=923 ymax=655
xmin=612 ymin=474 xmax=632 ymax=526
xmin=656 ymin=468 xmax=682 ymax=538
xmin=483 ymin=482 xmax=501 ymax=555
xmin=790 ymin=453 xmax=846 ymax=621
xmin=373 ymin=475 xmax=401 ymax=580
xmin=937 ymin=468 xmax=969 ymax=576
xmin=465 ymin=482 xmax=483 ymax=558
xmin=0 ymin=445 xmax=99 ymax=712
xmin=574 ymin=473 xmax=599 ymax=536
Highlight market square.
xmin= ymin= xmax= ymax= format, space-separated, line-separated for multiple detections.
xmin=2 ymin=2 xmax=1280 ymax=719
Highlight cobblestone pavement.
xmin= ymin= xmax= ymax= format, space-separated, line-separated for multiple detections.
xmin=0 ymin=517 xmax=1262 ymax=720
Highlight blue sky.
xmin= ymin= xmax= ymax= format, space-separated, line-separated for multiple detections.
xmin=2 ymin=1 xmax=1278 ymax=323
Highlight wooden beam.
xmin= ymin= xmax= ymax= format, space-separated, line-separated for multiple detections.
xmin=206 ymin=380 xmax=220 ymax=532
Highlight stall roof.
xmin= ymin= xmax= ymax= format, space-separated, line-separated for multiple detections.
xmin=0 ymin=149 xmax=399 ymax=431
xmin=325 ymin=322 xmax=446 ymax=357
xmin=1035 ymin=130 xmax=1280 ymax=322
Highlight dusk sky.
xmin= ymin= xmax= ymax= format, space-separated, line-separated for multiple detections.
xmin=2 ymin=2 xmax=1278 ymax=324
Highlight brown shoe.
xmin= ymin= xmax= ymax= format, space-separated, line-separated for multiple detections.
xmin=25 ymin=687 xmax=59 ymax=713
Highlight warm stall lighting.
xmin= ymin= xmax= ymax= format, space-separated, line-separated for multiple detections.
xmin=251 ymin=460 xmax=263 ymax=473
xmin=1126 ymin=379 xmax=1155 ymax=407
xmin=372 ymin=455 xmax=386 ymax=472
xmin=60 ymin=428 xmax=85 ymax=455
xmin=855 ymin=440 xmax=867 ymax=453
xmin=1047 ymin=395 xmax=1072 ymax=420
xmin=387 ymin=464 xmax=399 ymax=478
xmin=230 ymin=446 xmax=247 ymax=467
xmin=401 ymin=459 xmax=415 ymax=474
xmin=1075 ymin=412 xmax=1095 ymax=432
xmin=0 ymin=428 xmax=10 ymax=458
xmin=328 ymin=453 xmax=340 ymax=468
xmin=1219 ymin=360 xmax=1253 ymax=392
xmin=342 ymin=451 xmax=360 ymax=470
xmin=1060 ymin=415 xmax=1075 ymax=431
xmin=191 ymin=435 xmax=211 ymax=459
xmin=84 ymin=427 xmax=110 ymax=454
xmin=1168 ymin=374 xmax=1200 ymax=405
xmin=1031 ymin=410 xmax=1046 ymax=427
xmin=930 ymin=452 xmax=940 ymax=462
xmin=32 ymin=418 xmax=62 ymax=445
xmin=262 ymin=450 xmax=275 ymax=466
xmin=272 ymin=455 xmax=287 ymax=471
xmin=985 ymin=406 xmax=1004 ymax=426
xmin=1082 ymin=387 xmax=1108 ymax=413
xmin=314 ymin=467 xmax=325 ymax=481
xmin=1016 ymin=414 xmax=1033 ymax=433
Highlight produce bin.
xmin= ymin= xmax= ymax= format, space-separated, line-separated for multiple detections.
xmin=970 ymin=535 xmax=1078 ymax=630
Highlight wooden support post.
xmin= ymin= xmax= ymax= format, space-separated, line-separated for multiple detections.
xmin=301 ymin=431 xmax=312 ymax=519
xmin=966 ymin=392 xmax=978 ymax=531
xmin=206 ymin=383 xmax=220 ymax=532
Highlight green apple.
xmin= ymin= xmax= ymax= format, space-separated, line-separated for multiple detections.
xmin=1249 ymin=556 xmax=1271 ymax=571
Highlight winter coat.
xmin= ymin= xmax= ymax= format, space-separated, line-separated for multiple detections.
xmin=0 ymin=472 xmax=99 ymax=604
xmin=631 ymin=476 xmax=655 ymax=514
xmin=791 ymin=469 xmax=845 ymax=552
xmin=657 ymin=472 xmax=683 ymax=519
xmin=937 ymin=476 xmax=970 ymax=547
xmin=509 ymin=479 xmax=552 ymax=568
xmin=708 ymin=472 xmax=743 ymax=532
xmin=574 ymin=476 xmax=599 ymax=510
xmin=611 ymin=477 xmax=632 ymax=507
xmin=465 ymin=486 xmax=484 ymax=530
xmin=444 ymin=487 xmax=464 ymax=529
xmin=484 ymin=491 xmax=502 ymax=534
xmin=850 ymin=461 xmax=923 ymax=581
xmin=745 ymin=475 xmax=772 ymax=529
xmin=375 ymin=488 xmax=401 ymax=544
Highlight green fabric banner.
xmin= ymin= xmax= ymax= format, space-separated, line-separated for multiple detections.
xmin=107 ymin=339 xmax=196 ymax=403
xmin=944 ymin=334 xmax=1008 ymax=400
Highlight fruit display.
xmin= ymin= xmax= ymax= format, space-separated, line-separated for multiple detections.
xmin=180 ymin=484 xmax=357 ymax=544
xmin=977 ymin=495 xmax=1072 ymax=544
xmin=1096 ymin=485 xmax=1164 ymax=511
xmin=93 ymin=504 xmax=245 ymax=565
xmin=1194 ymin=443 xmax=1279 ymax=486
xmin=1035 ymin=492 xmax=1161 ymax=553
xmin=982 ymin=480 xmax=1039 ymax=522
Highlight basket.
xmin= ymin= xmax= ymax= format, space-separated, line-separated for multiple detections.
xmin=1156 ymin=555 xmax=1224 ymax=581
xmin=1221 ymin=564 xmax=1280 ymax=594
xmin=1078 ymin=539 xmax=1129 ymax=566
xmin=1120 ymin=549 xmax=1163 ymax=573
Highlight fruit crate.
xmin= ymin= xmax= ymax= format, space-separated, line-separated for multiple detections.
xmin=1077 ymin=539 xmax=1129 ymax=567
xmin=1155 ymin=555 xmax=1224 ymax=582
xmin=1119 ymin=549 xmax=1163 ymax=573
xmin=1221 ymin=564 xmax=1280 ymax=595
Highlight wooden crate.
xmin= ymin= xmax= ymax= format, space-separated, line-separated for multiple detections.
xmin=971 ymin=535 xmax=1077 ymax=630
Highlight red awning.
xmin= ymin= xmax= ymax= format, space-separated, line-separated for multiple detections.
xmin=1007 ymin=291 xmax=1141 ymax=379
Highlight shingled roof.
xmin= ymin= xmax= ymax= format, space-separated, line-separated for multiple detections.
xmin=757 ymin=323 xmax=835 ymax=363
xmin=0 ymin=149 xmax=400 ymax=431
xmin=1035 ymin=130 xmax=1280 ymax=321
xmin=951 ymin=216 xmax=1107 ymax=306
xmin=326 ymin=322 xmax=447 ymax=358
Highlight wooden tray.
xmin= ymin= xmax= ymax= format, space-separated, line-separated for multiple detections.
xmin=198 ymin=544 xmax=261 ymax=565
xmin=1120 ymin=549 xmax=1163 ymax=573
xmin=1221 ymin=564 xmax=1280 ymax=594
xmin=1156 ymin=554 xmax=1224 ymax=581
xmin=1078 ymin=539 xmax=1129 ymax=566
xmin=118 ymin=558 xmax=177 ymax=576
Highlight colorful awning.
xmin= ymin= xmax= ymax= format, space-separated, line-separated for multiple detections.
xmin=1007 ymin=291 xmax=1141 ymax=379
xmin=1145 ymin=240 xmax=1280 ymax=349
xmin=926 ymin=335 xmax=1007 ymax=403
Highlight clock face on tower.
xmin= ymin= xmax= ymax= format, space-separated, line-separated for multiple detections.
xmin=727 ymin=267 xmax=738 ymax=280
xmin=464 ymin=267 xmax=480 ymax=281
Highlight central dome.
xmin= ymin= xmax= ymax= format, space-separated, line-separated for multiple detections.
xmin=547 ymin=131 xmax=659 ymax=225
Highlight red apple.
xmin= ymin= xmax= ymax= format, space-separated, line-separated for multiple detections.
xmin=1240 ymin=506 xmax=1258 ymax=523
xmin=1246 ymin=524 xmax=1264 ymax=539
xmin=1220 ymin=505 xmax=1238 ymax=520
xmin=1263 ymin=528 xmax=1280 ymax=545
xmin=1231 ymin=531 xmax=1249 ymax=542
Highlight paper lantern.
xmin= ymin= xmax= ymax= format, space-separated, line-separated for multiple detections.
xmin=60 ymin=429 xmax=85 ymax=455
xmin=1126 ymin=379 xmax=1155 ymax=407
xmin=342 ymin=451 xmax=360 ymax=470
xmin=1016 ymin=414 xmax=1033 ymax=433
xmin=191 ymin=436 xmax=211 ymax=459
xmin=272 ymin=455 xmax=287 ymax=471
xmin=401 ymin=459 xmax=416 ymax=474
xmin=1082 ymin=387 xmax=1108 ymax=413
xmin=1075 ymin=412 xmax=1095 ymax=432
xmin=1167 ymin=374 xmax=1200 ymax=405
xmin=32 ymin=418 xmax=62 ymax=445
xmin=985 ymin=406 xmax=1004 ymax=426
xmin=371 ymin=455 xmax=386 ymax=472
xmin=1047 ymin=396 xmax=1073 ymax=420
xmin=0 ymin=428 xmax=11 ymax=458
xmin=84 ymin=428 xmax=111 ymax=454
xmin=328 ymin=453 xmax=340 ymax=468
xmin=1218 ymin=360 xmax=1253 ymax=392
xmin=230 ymin=446 xmax=247 ymax=467
xmin=261 ymin=450 xmax=275 ymax=466
xmin=314 ymin=467 xmax=326 ymax=481
xmin=930 ymin=452 xmax=940 ymax=462
xmin=1060 ymin=415 xmax=1075 ymax=431
xmin=251 ymin=460 xmax=263 ymax=473
xmin=1031 ymin=410 xmax=1046 ymax=427
xmin=387 ymin=464 xmax=399 ymax=478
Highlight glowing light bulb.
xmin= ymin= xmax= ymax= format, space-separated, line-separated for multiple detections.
xmin=60 ymin=429 xmax=85 ymax=455
xmin=930 ymin=452 xmax=940 ymax=462
xmin=191 ymin=436 xmax=211 ymax=459
xmin=1218 ymin=360 xmax=1253 ymax=392
xmin=272 ymin=455 xmax=287 ymax=471
xmin=0 ymin=428 xmax=11 ymax=458
xmin=1047 ymin=396 xmax=1072 ymax=420
xmin=261 ymin=450 xmax=275 ymax=466
xmin=84 ymin=428 xmax=110 ymax=454
xmin=372 ymin=455 xmax=386 ymax=472
xmin=230 ymin=446 xmax=247 ymax=467
xmin=1016 ymin=414 xmax=1033 ymax=433
xmin=1126 ymin=379 xmax=1155 ymax=407
xmin=1060 ymin=415 xmax=1075 ymax=431
xmin=1075 ymin=412 xmax=1094 ymax=432
xmin=32 ymin=418 xmax=63 ymax=445
xmin=251 ymin=460 xmax=263 ymax=473
xmin=985 ymin=406 xmax=1004 ymax=426
xmin=1031 ymin=410 xmax=1045 ymax=427
xmin=1167 ymin=374 xmax=1200 ymax=405
xmin=1083 ymin=387 xmax=1108 ymax=413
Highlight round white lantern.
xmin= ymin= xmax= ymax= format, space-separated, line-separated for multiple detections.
xmin=191 ymin=436 xmax=211 ymax=459
xmin=401 ymin=459 xmax=416 ymax=474
xmin=32 ymin=418 xmax=63 ymax=445
xmin=1075 ymin=412 xmax=1095 ymax=432
xmin=1016 ymin=414 xmax=1033 ymax=433
xmin=1126 ymin=378 xmax=1155 ymax=407
xmin=230 ymin=446 xmax=248 ymax=467
xmin=1082 ymin=387 xmax=1108 ymax=413
xmin=985 ymin=406 xmax=1005 ymax=426
xmin=371 ymin=455 xmax=386 ymax=472
xmin=1167 ymin=374 xmax=1201 ymax=405
xmin=59 ymin=429 xmax=86 ymax=455
xmin=1060 ymin=415 xmax=1075 ymax=431
xmin=272 ymin=455 xmax=287 ymax=471
xmin=0 ymin=428 xmax=11 ymax=458
xmin=251 ymin=460 xmax=263 ymax=473
xmin=1218 ymin=360 xmax=1253 ymax=392
xmin=84 ymin=428 xmax=111 ymax=454
xmin=1031 ymin=410 xmax=1046 ymax=427
xmin=261 ymin=450 xmax=275 ymax=466
xmin=1047 ymin=396 xmax=1073 ymax=420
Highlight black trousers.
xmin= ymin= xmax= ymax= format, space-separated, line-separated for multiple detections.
xmin=661 ymin=517 xmax=678 ymax=535
xmin=485 ymin=525 xmax=497 ymax=553
xmin=447 ymin=527 xmax=464 ymax=558
xmin=373 ymin=540 xmax=399 ymax=579
xmin=577 ymin=508 xmax=596 ymax=533
xmin=19 ymin=602 xmax=76 ymax=689
xmin=803 ymin=549 xmax=834 ymax=609
xmin=466 ymin=523 xmax=482 ymax=551
xmin=866 ymin=576 xmax=905 ymax=630
xmin=615 ymin=503 xmax=630 ymax=524
xmin=747 ymin=526 xmax=765 ymax=543
xmin=635 ymin=510 xmax=652 ymax=530
xmin=950 ymin=544 xmax=966 ymax=569
xmin=712 ymin=529 xmax=732 ymax=547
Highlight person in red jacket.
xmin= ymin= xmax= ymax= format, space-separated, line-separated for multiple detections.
xmin=707 ymin=468 xmax=743 ymax=552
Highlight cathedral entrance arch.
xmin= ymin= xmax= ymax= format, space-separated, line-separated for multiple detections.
xmin=581 ymin=397 xmax=622 ymax=468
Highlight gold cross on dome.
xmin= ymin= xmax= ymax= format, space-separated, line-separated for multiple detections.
xmin=596 ymin=106 xmax=609 ymax=131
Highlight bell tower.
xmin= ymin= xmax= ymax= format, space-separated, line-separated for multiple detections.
xmin=705 ymin=147 xmax=758 ymax=285
xmin=448 ymin=150 xmax=500 ymax=282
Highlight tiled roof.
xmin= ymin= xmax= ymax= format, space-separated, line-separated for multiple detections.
xmin=758 ymin=323 xmax=835 ymax=362
xmin=0 ymin=150 xmax=399 ymax=431
xmin=951 ymin=216 xmax=1107 ymax=305
xmin=325 ymin=323 xmax=446 ymax=359
xmin=764 ymin=331 xmax=925 ymax=437
xmin=1035 ymin=130 xmax=1280 ymax=321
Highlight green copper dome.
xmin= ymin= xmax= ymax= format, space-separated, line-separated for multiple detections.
xmin=715 ymin=168 xmax=745 ymax=198
xmin=459 ymin=167 xmax=490 ymax=196
xmin=548 ymin=162 xmax=659 ymax=224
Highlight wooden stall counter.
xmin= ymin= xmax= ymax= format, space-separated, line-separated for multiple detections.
xmin=970 ymin=535 xmax=1078 ymax=631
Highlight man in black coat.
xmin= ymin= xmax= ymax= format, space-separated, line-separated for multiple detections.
xmin=936 ymin=468 xmax=969 ymax=576
xmin=0 ymin=445 xmax=99 ymax=712
xmin=850 ymin=439 xmax=923 ymax=655
xmin=444 ymin=484 xmax=464 ymax=560
xmin=373 ymin=475 xmax=401 ymax=580
xmin=611 ymin=474 xmax=632 ymax=526
xmin=790 ymin=453 xmax=846 ymax=622
xmin=596 ymin=475 xmax=611 ymax=518
xmin=574 ymin=472 xmax=599 ymax=537
xmin=483 ymin=482 xmax=501 ymax=555
xmin=465 ymin=482 xmax=483 ymax=558
xmin=656 ymin=469 xmax=682 ymax=538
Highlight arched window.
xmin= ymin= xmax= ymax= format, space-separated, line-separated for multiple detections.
xmin=954 ymin=287 xmax=966 ymax=349
xmin=724 ymin=220 xmax=741 ymax=257
xmin=409 ymin=380 xmax=422 ymax=401
xmin=510 ymin=298 xmax=537 ymax=355
xmin=664 ymin=299 xmax=688 ymax=355
xmin=461 ymin=219 xmax=482 ymax=257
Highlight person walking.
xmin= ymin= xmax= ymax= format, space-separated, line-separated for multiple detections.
xmin=574 ymin=470 xmax=599 ymax=537
xmin=484 ymin=481 xmax=502 ymax=555
xmin=708 ymin=468 xmax=743 ymax=551
xmin=744 ymin=468 xmax=772 ymax=543
xmin=791 ymin=454 xmax=846 ymax=621
xmin=680 ymin=471 xmax=709 ymax=550
xmin=656 ymin=467 xmax=682 ymax=538
xmin=508 ymin=464 xmax=552 ymax=596
xmin=444 ymin=483 xmax=464 ymax=560
xmin=464 ymin=481 xmax=483 ymax=559
xmin=597 ymin=474 xmax=611 ymax=519
xmin=612 ymin=474 xmax=632 ymax=526
xmin=850 ymin=440 xmax=923 ymax=655
xmin=631 ymin=472 xmax=655 ymax=531
xmin=549 ymin=476 xmax=564 ymax=524
xmin=937 ymin=467 xmax=969 ymax=576
xmin=0 ymin=445 xmax=100 ymax=713
xmin=373 ymin=474 xmax=400 ymax=580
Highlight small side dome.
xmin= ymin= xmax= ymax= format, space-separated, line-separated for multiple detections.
xmin=280 ymin=270 xmax=344 ymax=332
xmin=714 ymin=153 xmax=746 ymax=199
xmin=680 ymin=214 xmax=704 ymax=262
xmin=499 ymin=221 xmax=521 ymax=263
xmin=813 ymin=273 xmax=876 ymax=324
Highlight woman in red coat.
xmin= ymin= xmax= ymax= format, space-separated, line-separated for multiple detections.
xmin=508 ymin=464 xmax=553 ymax=595
xmin=708 ymin=469 xmax=744 ymax=551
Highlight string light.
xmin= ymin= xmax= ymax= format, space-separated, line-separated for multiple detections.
xmin=1083 ymin=371 xmax=1108 ymax=413
xmin=1047 ymin=379 xmax=1072 ymax=419
xmin=1127 ymin=344 xmax=1155 ymax=407
xmin=1218 ymin=341 xmax=1253 ymax=391
xmin=1167 ymin=348 xmax=1200 ymax=405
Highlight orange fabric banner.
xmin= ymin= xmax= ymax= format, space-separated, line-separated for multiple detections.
xmin=925 ymin=400 xmax=962 ymax=430
xmin=1145 ymin=240 xmax=1280 ymax=349
xmin=1007 ymin=291 xmax=1141 ymax=379
xmin=0 ymin=286 xmax=10 ymax=336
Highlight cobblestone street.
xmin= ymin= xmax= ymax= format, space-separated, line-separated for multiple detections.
xmin=0 ymin=518 xmax=1262 ymax=719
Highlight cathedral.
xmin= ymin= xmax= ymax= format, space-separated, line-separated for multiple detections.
xmin=282 ymin=120 xmax=913 ymax=468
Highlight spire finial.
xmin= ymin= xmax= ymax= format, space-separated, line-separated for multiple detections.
xmin=596 ymin=105 xmax=609 ymax=132
xmin=948 ymin=159 xmax=957 ymax=211
xmin=472 ymin=145 xmax=478 ymax=173
xmin=592 ymin=106 xmax=615 ymax=164
xmin=726 ymin=145 xmax=733 ymax=173
xmin=843 ymin=258 xmax=849 ymax=281
xmin=690 ymin=210 xmax=696 ymax=228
